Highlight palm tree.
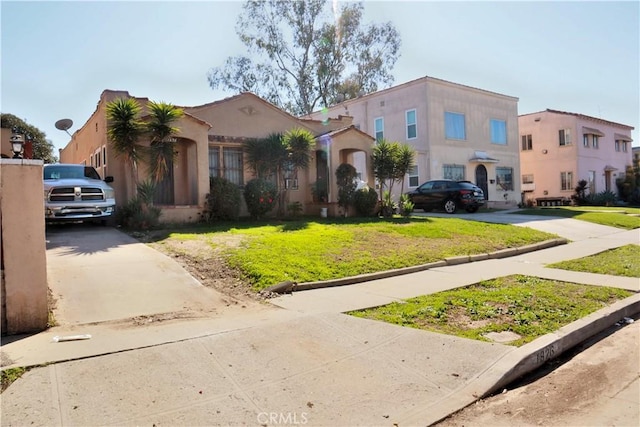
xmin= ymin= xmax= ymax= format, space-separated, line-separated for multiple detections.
xmin=106 ymin=97 xmax=145 ymax=196
xmin=146 ymin=101 xmax=184 ymax=183
xmin=243 ymin=128 xmax=314 ymax=217
xmin=371 ymin=138 xmax=399 ymax=200
xmin=395 ymin=143 xmax=416 ymax=194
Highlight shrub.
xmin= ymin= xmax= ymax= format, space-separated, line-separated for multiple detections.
xmin=206 ymin=176 xmax=241 ymax=221
xmin=115 ymin=180 xmax=161 ymax=230
xmin=380 ymin=190 xmax=397 ymax=218
xmin=287 ymin=201 xmax=303 ymax=218
xmin=354 ymin=186 xmax=378 ymax=216
xmin=244 ymin=178 xmax=278 ymax=219
xmin=399 ymin=194 xmax=414 ymax=217
xmin=116 ymin=197 xmax=161 ymax=230
xmin=572 ymin=179 xmax=589 ymax=206
xmin=336 ymin=163 xmax=358 ymax=216
xmin=587 ymin=190 xmax=617 ymax=207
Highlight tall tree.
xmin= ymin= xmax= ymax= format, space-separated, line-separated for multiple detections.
xmin=146 ymin=101 xmax=184 ymax=183
xmin=208 ymin=0 xmax=401 ymax=116
xmin=0 ymin=113 xmax=56 ymax=163
xmin=106 ymin=97 xmax=145 ymax=193
xmin=371 ymin=139 xmax=399 ymax=200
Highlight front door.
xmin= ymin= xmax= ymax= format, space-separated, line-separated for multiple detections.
xmin=154 ymin=155 xmax=175 ymax=205
xmin=475 ymin=165 xmax=488 ymax=199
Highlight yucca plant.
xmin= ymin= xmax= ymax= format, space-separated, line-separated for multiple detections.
xmin=146 ymin=101 xmax=183 ymax=183
xmin=106 ymin=98 xmax=145 ymax=192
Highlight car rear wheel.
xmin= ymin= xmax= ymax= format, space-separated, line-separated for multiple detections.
xmin=465 ymin=206 xmax=479 ymax=213
xmin=444 ymin=199 xmax=457 ymax=214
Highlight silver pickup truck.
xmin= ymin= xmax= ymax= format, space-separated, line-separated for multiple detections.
xmin=43 ymin=164 xmax=116 ymax=224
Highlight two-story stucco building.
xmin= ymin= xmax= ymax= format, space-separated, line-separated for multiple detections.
xmin=518 ymin=109 xmax=634 ymax=205
xmin=307 ymin=76 xmax=521 ymax=208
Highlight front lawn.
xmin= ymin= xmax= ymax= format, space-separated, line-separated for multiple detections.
xmin=516 ymin=207 xmax=640 ymax=229
xmin=548 ymin=244 xmax=640 ymax=278
xmin=149 ymin=217 xmax=557 ymax=291
xmin=348 ymin=275 xmax=633 ymax=346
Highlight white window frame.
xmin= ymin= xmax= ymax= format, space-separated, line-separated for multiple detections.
xmin=615 ymin=140 xmax=621 ymax=152
xmin=559 ymin=128 xmax=572 ymax=146
xmin=522 ymin=174 xmax=534 ymax=184
xmin=561 ymin=171 xmax=573 ymax=191
xmin=496 ymin=167 xmax=514 ymax=191
xmin=592 ymin=135 xmax=599 ymax=149
xmin=408 ymin=165 xmax=419 ymax=187
xmin=583 ymin=134 xmax=590 ymax=148
xmin=374 ymin=117 xmax=384 ymax=142
xmin=443 ymin=164 xmax=465 ymax=181
xmin=405 ymin=109 xmax=417 ymax=140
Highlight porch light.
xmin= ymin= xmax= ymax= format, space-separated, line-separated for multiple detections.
xmin=10 ymin=127 xmax=25 ymax=159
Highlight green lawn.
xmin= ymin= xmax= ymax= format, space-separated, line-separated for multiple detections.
xmin=548 ymin=244 xmax=640 ymax=277
xmin=348 ymin=275 xmax=633 ymax=346
xmin=516 ymin=207 xmax=640 ymax=229
xmin=151 ymin=216 xmax=557 ymax=290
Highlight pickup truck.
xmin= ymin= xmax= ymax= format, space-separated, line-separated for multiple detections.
xmin=43 ymin=163 xmax=116 ymax=224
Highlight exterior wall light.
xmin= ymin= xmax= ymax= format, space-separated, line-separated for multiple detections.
xmin=10 ymin=127 xmax=25 ymax=159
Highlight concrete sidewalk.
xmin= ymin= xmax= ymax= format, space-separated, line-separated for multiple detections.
xmin=1 ymin=215 xmax=638 ymax=426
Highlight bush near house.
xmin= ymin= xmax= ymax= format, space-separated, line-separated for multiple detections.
xmin=116 ymin=180 xmax=161 ymax=230
xmin=354 ymin=186 xmax=379 ymax=216
xmin=244 ymin=178 xmax=278 ymax=219
xmin=206 ymin=177 xmax=241 ymax=221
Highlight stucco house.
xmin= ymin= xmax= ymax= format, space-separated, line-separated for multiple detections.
xmin=518 ymin=109 xmax=634 ymax=205
xmin=306 ymin=76 xmax=521 ymax=208
xmin=59 ymin=90 xmax=375 ymax=222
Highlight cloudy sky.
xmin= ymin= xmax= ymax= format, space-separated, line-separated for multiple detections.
xmin=2 ymin=0 xmax=638 ymax=153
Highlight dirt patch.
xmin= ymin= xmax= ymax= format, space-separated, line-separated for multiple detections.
xmin=141 ymin=231 xmax=268 ymax=303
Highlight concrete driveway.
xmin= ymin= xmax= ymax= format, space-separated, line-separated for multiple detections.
xmin=45 ymin=224 xmax=236 ymax=325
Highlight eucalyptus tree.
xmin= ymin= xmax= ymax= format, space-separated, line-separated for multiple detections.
xmin=208 ymin=0 xmax=401 ymax=116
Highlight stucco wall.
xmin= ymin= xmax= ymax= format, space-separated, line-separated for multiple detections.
xmin=519 ymin=110 xmax=634 ymax=201
xmin=0 ymin=160 xmax=48 ymax=334
xmin=309 ymin=76 xmax=520 ymax=206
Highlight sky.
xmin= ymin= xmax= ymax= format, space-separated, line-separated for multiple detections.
xmin=1 ymin=0 xmax=638 ymax=154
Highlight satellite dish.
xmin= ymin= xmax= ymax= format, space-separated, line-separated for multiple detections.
xmin=55 ymin=118 xmax=73 ymax=136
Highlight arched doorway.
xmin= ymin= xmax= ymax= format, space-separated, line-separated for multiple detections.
xmin=475 ymin=164 xmax=488 ymax=198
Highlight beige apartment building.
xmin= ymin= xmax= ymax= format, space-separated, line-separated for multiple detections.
xmin=308 ymin=76 xmax=521 ymax=208
xmin=518 ymin=109 xmax=634 ymax=205
xmin=59 ymin=90 xmax=375 ymax=221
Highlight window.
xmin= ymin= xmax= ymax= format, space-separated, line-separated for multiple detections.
xmin=374 ymin=117 xmax=384 ymax=142
xmin=406 ymin=109 xmax=417 ymax=139
xmin=102 ymin=146 xmax=107 ymax=166
xmin=615 ymin=140 xmax=621 ymax=152
xmin=90 ymin=154 xmax=93 ymax=167
xmin=623 ymin=141 xmax=628 ymax=152
xmin=95 ymin=149 xmax=101 ymax=167
xmin=209 ymin=147 xmax=244 ymax=186
xmin=490 ymin=119 xmax=507 ymax=144
xmin=592 ymin=135 xmax=599 ymax=149
xmin=283 ymin=162 xmax=298 ymax=190
xmin=522 ymin=174 xmax=534 ymax=184
xmin=496 ymin=167 xmax=513 ymax=191
xmin=521 ymin=134 xmax=533 ymax=151
xmin=588 ymin=170 xmax=596 ymax=194
xmin=443 ymin=164 xmax=465 ymax=181
xmin=408 ymin=165 xmax=419 ymax=187
xmin=561 ymin=171 xmax=573 ymax=191
xmin=445 ymin=112 xmax=466 ymax=140
xmin=559 ymin=128 xmax=571 ymax=146
xmin=583 ymin=135 xmax=590 ymax=148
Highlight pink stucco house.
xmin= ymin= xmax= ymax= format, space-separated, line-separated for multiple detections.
xmin=306 ymin=76 xmax=521 ymax=208
xmin=518 ymin=109 xmax=634 ymax=205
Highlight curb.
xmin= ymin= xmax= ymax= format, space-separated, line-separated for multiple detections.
xmin=398 ymin=293 xmax=640 ymax=426
xmin=265 ymin=238 xmax=568 ymax=294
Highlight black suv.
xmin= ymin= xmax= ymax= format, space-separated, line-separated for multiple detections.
xmin=406 ymin=180 xmax=485 ymax=214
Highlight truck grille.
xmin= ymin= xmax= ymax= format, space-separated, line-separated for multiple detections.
xmin=49 ymin=187 xmax=105 ymax=202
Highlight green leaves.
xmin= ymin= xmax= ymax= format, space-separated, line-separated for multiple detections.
xmin=207 ymin=0 xmax=401 ymax=115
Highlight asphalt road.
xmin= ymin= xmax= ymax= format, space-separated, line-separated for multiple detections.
xmin=437 ymin=316 xmax=640 ymax=427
